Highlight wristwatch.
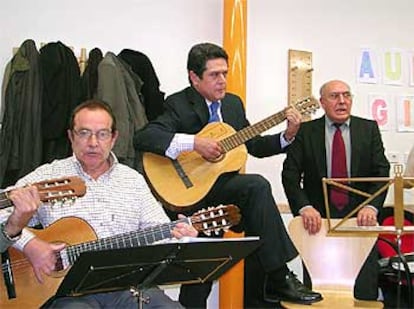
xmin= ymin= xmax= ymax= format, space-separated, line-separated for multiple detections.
xmin=0 ymin=221 xmax=22 ymax=242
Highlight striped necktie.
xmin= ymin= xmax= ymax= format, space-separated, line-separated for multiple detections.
xmin=208 ymin=101 xmax=220 ymax=123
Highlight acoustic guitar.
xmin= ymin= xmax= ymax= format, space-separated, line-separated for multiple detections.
xmin=0 ymin=204 xmax=240 ymax=308
xmin=143 ymin=97 xmax=319 ymax=209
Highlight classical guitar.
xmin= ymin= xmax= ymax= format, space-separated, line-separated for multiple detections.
xmin=0 ymin=204 xmax=240 ymax=308
xmin=143 ymin=97 xmax=319 ymax=208
xmin=0 ymin=176 xmax=86 ymax=209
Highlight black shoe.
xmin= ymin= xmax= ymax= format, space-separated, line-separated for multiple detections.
xmin=263 ymin=271 xmax=323 ymax=304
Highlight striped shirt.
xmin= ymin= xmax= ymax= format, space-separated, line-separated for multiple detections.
xmin=11 ymin=153 xmax=170 ymax=251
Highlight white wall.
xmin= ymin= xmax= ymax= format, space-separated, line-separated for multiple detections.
xmin=1 ymin=0 xmax=414 ymax=306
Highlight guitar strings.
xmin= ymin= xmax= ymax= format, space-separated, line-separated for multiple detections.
xmin=1 ymin=208 xmax=234 ymax=274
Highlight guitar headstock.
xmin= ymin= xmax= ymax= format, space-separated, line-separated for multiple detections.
xmin=293 ymin=96 xmax=320 ymax=117
xmin=34 ymin=176 xmax=86 ymax=204
xmin=191 ymin=204 xmax=241 ymax=236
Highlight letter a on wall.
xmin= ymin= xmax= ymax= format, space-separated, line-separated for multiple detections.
xmin=357 ymin=48 xmax=378 ymax=84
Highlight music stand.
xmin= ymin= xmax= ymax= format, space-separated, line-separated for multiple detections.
xmin=52 ymin=237 xmax=261 ymax=308
xmin=322 ymin=164 xmax=414 ymax=307
xmin=322 ymin=164 xmax=414 ymax=236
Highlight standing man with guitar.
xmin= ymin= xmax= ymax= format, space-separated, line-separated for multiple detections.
xmin=134 ymin=42 xmax=322 ymax=308
xmin=6 ymin=100 xmax=199 ymax=308
xmin=0 ymin=186 xmax=40 ymax=252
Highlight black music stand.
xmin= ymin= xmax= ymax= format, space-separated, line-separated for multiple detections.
xmin=51 ymin=237 xmax=261 ymax=308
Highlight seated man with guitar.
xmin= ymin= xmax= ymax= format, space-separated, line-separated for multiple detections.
xmin=1 ymin=99 xmax=208 ymax=308
xmin=134 ymin=42 xmax=322 ymax=308
xmin=0 ymin=186 xmax=40 ymax=252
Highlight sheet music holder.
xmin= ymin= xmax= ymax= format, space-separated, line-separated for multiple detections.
xmin=322 ymin=164 xmax=414 ymax=236
xmin=54 ymin=237 xmax=261 ymax=299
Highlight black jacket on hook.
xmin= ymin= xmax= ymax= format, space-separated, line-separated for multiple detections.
xmin=118 ymin=49 xmax=165 ymax=121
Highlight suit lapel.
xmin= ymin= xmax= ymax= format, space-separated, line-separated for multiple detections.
xmin=186 ymin=87 xmax=210 ymax=124
xmin=349 ymin=116 xmax=361 ymax=176
xmin=311 ymin=117 xmax=327 ymax=178
xmin=220 ymin=96 xmax=234 ymax=124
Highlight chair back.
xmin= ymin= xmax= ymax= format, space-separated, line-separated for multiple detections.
xmin=288 ymin=217 xmax=377 ymax=292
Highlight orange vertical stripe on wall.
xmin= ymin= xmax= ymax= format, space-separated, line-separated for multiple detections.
xmin=219 ymin=1 xmax=247 ymax=309
xmin=223 ymin=0 xmax=247 ymax=106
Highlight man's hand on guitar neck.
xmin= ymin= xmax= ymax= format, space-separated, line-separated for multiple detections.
xmin=23 ymin=237 xmax=66 ymax=283
xmin=194 ymin=136 xmax=223 ymax=161
xmin=5 ymin=186 xmax=40 ymax=238
xmin=284 ymin=107 xmax=302 ymax=142
xmin=171 ymin=214 xmax=199 ymax=238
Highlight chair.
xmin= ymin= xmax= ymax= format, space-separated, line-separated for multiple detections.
xmin=281 ymin=217 xmax=383 ymax=308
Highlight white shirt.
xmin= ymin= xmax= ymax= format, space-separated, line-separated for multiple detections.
xmin=10 ymin=153 xmax=170 ymax=251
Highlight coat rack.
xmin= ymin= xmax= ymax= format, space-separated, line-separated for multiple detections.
xmin=12 ymin=43 xmax=88 ymax=75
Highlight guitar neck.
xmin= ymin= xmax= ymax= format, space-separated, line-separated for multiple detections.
xmin=219 ymin=109 xmax=287 ymax=152
xmin=64 ymin=218 xmax=188 ymax=265
xmin=0 ymin=191 xmax=13 ymax=210
xmin=0 ymin=176 xmax=86 ymax=210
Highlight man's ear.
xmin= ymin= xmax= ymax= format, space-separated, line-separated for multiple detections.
xmin=189 ymin=70 xmax=200 ymax=86
xmin=110 ymin=130 xmax=119 ymax=148
xmin=67 ymin=129 xmax=74 ymax=143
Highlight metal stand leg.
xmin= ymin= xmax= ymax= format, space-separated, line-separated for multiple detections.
xmin=130 ymin=287 xmax=150 ymax=309
xmin=396 ymin=230 xmax=402 ymax=309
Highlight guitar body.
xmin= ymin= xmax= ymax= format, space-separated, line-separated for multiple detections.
xmin=0 ymin=217 xmax=97 ymax=309
xmin=143 ymin=122 xmax=248 ymax=209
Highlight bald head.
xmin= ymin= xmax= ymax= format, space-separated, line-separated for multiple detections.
xmin=319 ymin=80 xmax=351 ymax=97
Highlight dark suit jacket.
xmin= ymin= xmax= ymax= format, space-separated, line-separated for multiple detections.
xmin=135 ymin=86 xmax=284 ymax=158
xmin=282 ymin=115 xmax=390 ymax=217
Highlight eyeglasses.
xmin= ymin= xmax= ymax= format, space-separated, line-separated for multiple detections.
xmin=72 ymin=129 xmax=113 ymax=141
xmin=325 ymin=91 xmax=354 ymax=101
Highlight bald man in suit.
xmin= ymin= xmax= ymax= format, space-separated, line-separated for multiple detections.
xmin=282 ymin=79 xmax=390 ymax=300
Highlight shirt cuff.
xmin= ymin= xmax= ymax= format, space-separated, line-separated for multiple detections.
xmin=280 ymin=131 xmax=295 ymax=149
xmin=364 ymin=205 xmax=378 ymax=214
xmin=13 ymin=228 xmax=36 ymax=252
xmin=298 ymin=205 xmax=314 ymax=215
xmin=165 ymin=133 xmax=195 ymax=159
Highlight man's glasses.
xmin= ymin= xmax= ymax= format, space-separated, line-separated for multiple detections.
xmin=325 ymin=91 xmax=353 ymax=101
xmin=72 ymin=129 xmax=113 ymax=141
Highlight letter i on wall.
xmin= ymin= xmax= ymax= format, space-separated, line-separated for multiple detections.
xmin=396 ymin=96 xmax=414 ymax=132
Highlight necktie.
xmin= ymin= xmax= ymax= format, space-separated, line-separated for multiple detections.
xmin=330 ymin=124 xmax=349 ymax=210
xmin=208 ymin=101 xmax=220 ymax=123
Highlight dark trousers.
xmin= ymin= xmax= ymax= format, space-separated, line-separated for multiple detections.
xmin=164 ymin=173 xmax=298 ymax=308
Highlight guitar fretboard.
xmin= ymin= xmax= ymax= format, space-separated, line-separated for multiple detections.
xmin=64 ymin=219 xmax=188 ymax=265
xmin=0 ymin=192 xmax=13 ymax=210
xmin=219 ymin=109 xmax=287 ymax=152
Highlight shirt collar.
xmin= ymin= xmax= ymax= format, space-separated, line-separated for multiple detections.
xmin=206 ymin=99 xmax=221 ymax=107
xmin=72 ymin=152 xmax=118 ymax=178
xmin=325 ymin=115 xmax=350 ymax=128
